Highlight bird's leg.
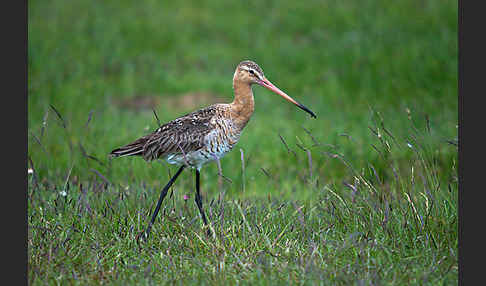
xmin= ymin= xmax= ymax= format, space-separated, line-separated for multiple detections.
xmin=144 ymin=165 xmax=185 ymax=239
xmin=195 ymin=169 xmax=211 ymax=236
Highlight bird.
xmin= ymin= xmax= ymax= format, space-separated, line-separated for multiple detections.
xmin=110 ymin=60 xmax=316 ymax=238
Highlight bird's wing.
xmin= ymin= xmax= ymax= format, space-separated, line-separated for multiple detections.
xmin=111 ymin=104 xmax=223 ymax=161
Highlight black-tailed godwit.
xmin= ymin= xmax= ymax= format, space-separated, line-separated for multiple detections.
xmin=110 ymin=60 xmax=316 ymax=238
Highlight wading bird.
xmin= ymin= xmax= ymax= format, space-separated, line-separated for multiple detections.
xmin=110 ymin=60 xmax=316 ymax=238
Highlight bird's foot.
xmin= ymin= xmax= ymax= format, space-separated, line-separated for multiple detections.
xmin=136 ymin=227 xmax=151 ymax=244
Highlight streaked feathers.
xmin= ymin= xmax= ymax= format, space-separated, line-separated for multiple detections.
xmin=110 ymin=103 xmax=240 ymax=168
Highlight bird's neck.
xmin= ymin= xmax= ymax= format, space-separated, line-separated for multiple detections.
xmin=230 ymin=79 xmax=255 ymax=130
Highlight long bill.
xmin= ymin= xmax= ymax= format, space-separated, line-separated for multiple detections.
xmin=256 ymin=77 xmax=317 ymax=118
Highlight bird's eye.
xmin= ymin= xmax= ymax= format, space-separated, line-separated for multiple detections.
xmin=249 ymin=70 xmax=255 ymax=75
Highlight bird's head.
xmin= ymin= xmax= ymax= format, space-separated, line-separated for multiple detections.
xmin=234 ymin=60 xmax=317 ymax=119
xmin=234 ymin=60 xmax=266 ymax=85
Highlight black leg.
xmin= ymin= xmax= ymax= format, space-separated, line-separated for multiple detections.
xmin=195 ymin=169 xmax=211 ymax=235
xmin=144 ymin=165 xmax=185 ymax=239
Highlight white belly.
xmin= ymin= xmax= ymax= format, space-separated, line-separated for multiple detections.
xmin=165 ymin=146 xmax=231 ymax=170
xmin=165 ymin=137 xmax=237 ymax=170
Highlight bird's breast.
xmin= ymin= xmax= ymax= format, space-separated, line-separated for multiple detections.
xmin=204 ymin=122 xmax=241 ymax=159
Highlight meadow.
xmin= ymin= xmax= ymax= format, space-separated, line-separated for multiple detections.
xmin=28 ymin=0 xmax=458 ymax=284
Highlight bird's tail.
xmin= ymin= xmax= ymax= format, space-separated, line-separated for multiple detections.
xmin=109 ymin=137 xmax=147 ymax=158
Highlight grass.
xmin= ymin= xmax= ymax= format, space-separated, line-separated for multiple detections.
xmin=28 ymin=0 xmax=458 ymax=284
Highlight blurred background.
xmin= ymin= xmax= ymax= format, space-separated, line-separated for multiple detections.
xmin=28 ymin=0 xmax=457 ymax=199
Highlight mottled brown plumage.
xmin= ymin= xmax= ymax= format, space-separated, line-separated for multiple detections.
xmin=110 ymin=103 xmax=239 ymax=168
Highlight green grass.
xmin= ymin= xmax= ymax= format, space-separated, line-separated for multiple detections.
xmin=28 ymin=0 xmax=457 ymax=284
